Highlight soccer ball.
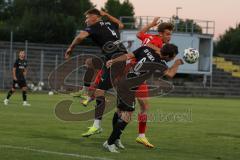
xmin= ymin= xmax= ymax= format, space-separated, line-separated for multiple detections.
xmin=183 ymin=48 xmax=199 ymax=64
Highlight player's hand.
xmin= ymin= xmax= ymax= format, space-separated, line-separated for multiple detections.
xmin=106 ymin=60 xmax=113 ymax=68
xmin=150 ymin=17 xmax=160 ymax=27
xmin=13 ymin=77 xmax=17 ymax=81
xmin=100 ymin=10 xmax=108 ymax=16
xmin=65 ymin=48 xmax=72 ymax=59
xmin=174 ymin=59 xmax=184 ymax=65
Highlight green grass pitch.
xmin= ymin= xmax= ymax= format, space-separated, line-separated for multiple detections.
xmin=0 ymin=92 xmax=239 ymax=160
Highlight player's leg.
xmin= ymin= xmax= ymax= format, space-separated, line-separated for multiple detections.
xmin=20 ymin=80 xmax=31 ymax=106
xmin=81 ymin=88 xmax=105 ymax=137
xmin=103 ymin=78 xmax=136 ymax=153
xmin=111 ymin=109 xmax=125 ymax=149
xmin=72 ymin=57 xmax=101 ymax=99
xmin=104 ymin=108 xmax=132 ymax=153
xmin=4 ymin=81 xmax=16 ymax=105
xmin=81 ymin=69 xmax=103 ymax=107
xmin=135 ymin=83 xmax=154 ymax=148
xmin=83 ymin=57 xmax=103 ymax=90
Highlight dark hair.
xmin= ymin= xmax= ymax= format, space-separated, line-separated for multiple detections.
xmin=160 ymin=43 xmax=178 ymax=58
xmin=18 ymin=49 xmax=25 ymax=54
xmin=157 ymin=22 xmax=174 ymax=33
xmin=84 ymin=8 xmax=101 ymax=17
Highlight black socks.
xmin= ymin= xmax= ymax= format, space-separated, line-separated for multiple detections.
xmin=95 ymin=96 xmax=105 ymax=120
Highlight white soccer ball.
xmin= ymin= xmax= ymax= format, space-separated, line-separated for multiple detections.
xmin=48 ymin=91 xmax=54 ymax=96
xmin=183 ymin=48 xmax=199 ymax=64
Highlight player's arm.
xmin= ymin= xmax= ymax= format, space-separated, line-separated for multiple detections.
xmin=136 ymin=17 xmax=160 ymax=38
xmin=146 ymin=43 xmax=160 ymax=54
xmin=65 ymin=31 xmax=89 ymax=59
xmin=100 ymin=10 xmax=124 ymax=29
xmin=12 ymin=67 xmax=17 ymax=81
xmin=106 ymin=53 xmax=135 ymax=68
xmin=164 ymin=59 xmax=183 ymax=78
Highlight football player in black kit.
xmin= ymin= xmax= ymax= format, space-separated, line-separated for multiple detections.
xmin=104 ymin=44 xmax=184 ymax=153
xmin=4 ymin=50 xmax=31 ymax=106
xmin=64 ymin=8 xmax=127 ymax=145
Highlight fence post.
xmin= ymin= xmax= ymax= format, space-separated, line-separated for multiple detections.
xmin=206 ymin=21 xmax=209 ymax=34
xmin=185 ymin=23 xmax=188 ymax=33
xmin=25 ymin=40 xmax=28 ymax=59
xmin=75 ymin=55 xmax=79 ymax=90
xmin=3 ymin=52 xmax=6 ymax=89
xmin=40 ymin=50 xmax=44 ymax=82
xmin=54 ymin=55 xmax=58 ymax=91
xmin=191 ymin=22 xmax=194 ymax=34
xmin=0 ymin=53 xmax=3 ymax=90
xmin=9 ymin=31 xmax=13 ymax=70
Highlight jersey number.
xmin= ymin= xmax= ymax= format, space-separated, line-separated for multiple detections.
xmin=134 ymin=57 xmax=147 ymax=72
xmin=107 ymin=27 xmax=118 ymax=38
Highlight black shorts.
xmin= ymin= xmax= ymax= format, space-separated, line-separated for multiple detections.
xmin=96 ymin=53 xmax=126 ymax=91
xmin=12 ymin=79 xmax=27 ymax=89
xmin=117 ymin=96 xmax=136 ymax=112
xmin=116 ymin=78 xmax=138 ymax=112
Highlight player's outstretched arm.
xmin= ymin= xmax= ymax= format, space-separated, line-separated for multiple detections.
xmin=64 ymin=31 xmax=89 ymax=59
xmin=136 ymin=17 xmax=160 ymax=38
xmin=164 ymin=59 xmax=184 ymax=78
xmin=100 ymin=10 xmax=124 ymax=29
xmin=106 ymin=53 xmax=135 ymax=68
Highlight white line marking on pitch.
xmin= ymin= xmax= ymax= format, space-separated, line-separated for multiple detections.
xmin=0 ymin=145 xmax=114 ymax=160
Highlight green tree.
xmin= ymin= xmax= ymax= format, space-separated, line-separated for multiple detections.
xmin=0 ymin=0 xmax=94 ymax=44
xmin=215 ymin=24 xmax=240 ymax=55
xmin=171 ymin=16 xmax=202 ymax=34
xmin=102 ymin=0 xmax=135 ymax=29
xmin=102 ymin=0 xmax=121 ymax=18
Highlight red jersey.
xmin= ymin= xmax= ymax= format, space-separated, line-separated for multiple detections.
xmin=137 ymin=31 xmax=163 ymax=48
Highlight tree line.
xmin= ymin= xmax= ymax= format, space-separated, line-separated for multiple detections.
xmin=0 ymin=0 xmax=134 ymax=44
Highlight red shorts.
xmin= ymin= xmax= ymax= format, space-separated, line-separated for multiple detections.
xmin=88 ymin=69 xmax=103 ymax=91
xmin=135 ymin=82 xmax=149 ymax=98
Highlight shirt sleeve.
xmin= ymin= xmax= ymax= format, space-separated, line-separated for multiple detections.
xmin=137 ymin=32 xmax=149 ymax=41
xmin=84 ymin=25 xmax=97 ymax=35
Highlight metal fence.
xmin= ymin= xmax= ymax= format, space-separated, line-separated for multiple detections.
xmin=0 ymin=41 xmax=101 ymax=91
xmin=120 ymin=16 xmax=215 ymax=35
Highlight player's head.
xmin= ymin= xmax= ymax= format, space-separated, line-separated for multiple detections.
xmin=18 ymin=50 xmax=26 ymax=60
xmin=84 ymin=8 xmax=101 ymax=26
xmin=157 ymin=23 xmax=174 ymax=43
xmin=160 ymin=43 xmax=178 ymax=62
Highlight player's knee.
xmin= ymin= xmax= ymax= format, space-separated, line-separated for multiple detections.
xmin=22 ymin=87 xmax=27 ymax=91
xmin=118 ymin=111 xmax=132 ymax=123
xmin=95 ymin=89 xmax=105 ymax=97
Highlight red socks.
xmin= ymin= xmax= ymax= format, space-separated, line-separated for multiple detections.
xmin=138 ymin=113 xmax=147 ymax=134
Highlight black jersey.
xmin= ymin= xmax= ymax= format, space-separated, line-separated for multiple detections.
xmin=14 ymin=59 xmax=27 ymax=80
xmin=130 ymin=46 xmax=168 ymax=78
xmin=85 ymin=20 xmax=120 ymax=48
xmin=84 ymin=20 xmax=126 ymax=60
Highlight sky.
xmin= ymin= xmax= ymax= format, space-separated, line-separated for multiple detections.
xmin=91 ymin=0 xmax=240 ymax=39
